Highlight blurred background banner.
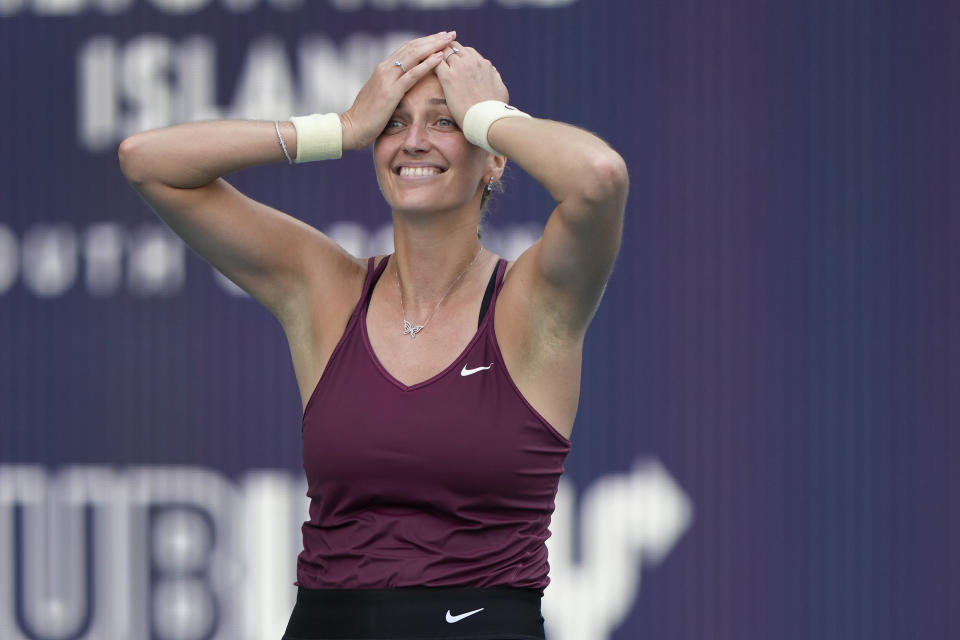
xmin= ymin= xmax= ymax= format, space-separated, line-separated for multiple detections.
xmin=0 ymin=1 xmax=956 ymax=639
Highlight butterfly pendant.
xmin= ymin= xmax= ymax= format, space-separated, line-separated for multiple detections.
xmin=402 ymin=320 xmax=424 ymax=339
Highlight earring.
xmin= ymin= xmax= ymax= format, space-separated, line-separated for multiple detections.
xmin=485 ymin=176 xmax=495 ymax=194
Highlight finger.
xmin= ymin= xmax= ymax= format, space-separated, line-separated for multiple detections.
xmin=435 ymin=55 xmax=451 ymax=82
xmin=451 ymin=44 xmax=477 ymax=59
xmin=390 ymin=31 xmax=456 ymax=69
xmin=398 ymin=51 xmax=445 ymax=90
xmin=441 ymin=46 xmax=458 ymax=64
xmin=387 ymin=31 xmax=452 ymax=59
xmin=462 ymin=47 xmax=491 ymax=68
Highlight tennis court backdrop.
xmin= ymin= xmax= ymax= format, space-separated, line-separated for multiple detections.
xmin=0 ymin=1 xmax=956 ymax=639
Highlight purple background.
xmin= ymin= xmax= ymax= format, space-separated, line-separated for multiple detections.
xmin=1 ymin=1 xmax=957 ymax=638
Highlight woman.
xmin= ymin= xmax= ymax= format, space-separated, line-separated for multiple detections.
xmin=119 ymin=30 xmax=627 ymax=640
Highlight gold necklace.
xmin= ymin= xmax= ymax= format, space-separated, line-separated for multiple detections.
xmin=393 ymin=247 xmax=484 ymax=339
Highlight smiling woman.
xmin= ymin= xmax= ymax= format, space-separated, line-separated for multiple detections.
xmin=375 ymin=76 xmax=503 ymax=219
xmin=117 ymin=29 xmax=627 ymax=640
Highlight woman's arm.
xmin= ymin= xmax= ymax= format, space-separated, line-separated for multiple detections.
xmin=118 ymin=119 xmax=349 ymax=322
xmin=119 ymin=119 xmax=298 ymax=189
xmin=486 ymin=116 xmax=628 ymax=331
xmin=436 ymin=45 xmax=628 ymax=339
xmin=117 ymin=31 xmax=457 ymax=323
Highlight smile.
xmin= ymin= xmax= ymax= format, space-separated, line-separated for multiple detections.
xmin=397 ymin=166 xmax=445 ymax=177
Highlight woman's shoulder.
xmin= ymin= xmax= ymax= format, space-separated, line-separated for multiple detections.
xmin=282 ymin=248 xmax=369 ymax=329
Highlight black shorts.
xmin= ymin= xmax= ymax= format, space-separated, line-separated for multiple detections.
xmin=282 ymin=586 xmax=546 ymax=640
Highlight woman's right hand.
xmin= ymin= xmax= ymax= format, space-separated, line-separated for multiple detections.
xmin=339 ymin=31 xmax=456 ymax=151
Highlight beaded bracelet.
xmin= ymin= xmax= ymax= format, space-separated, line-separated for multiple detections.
xmin=274 ymin=120 xmax=293 ymax=165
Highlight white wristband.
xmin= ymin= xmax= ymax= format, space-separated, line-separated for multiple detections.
xmin=462 ymin=100 xmax=531 ymax=154
xmin=289 ymin=113 xmax=342 ymax=163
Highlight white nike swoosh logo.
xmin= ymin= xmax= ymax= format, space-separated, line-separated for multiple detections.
xmin=446 ymin=607 xmax=485 ymax=623
xmin=461 ymin=363 xmax=493 ymax=376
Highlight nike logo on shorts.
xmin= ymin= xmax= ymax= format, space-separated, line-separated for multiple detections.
xmin=446 ymin=607 xmax=485 ymax=623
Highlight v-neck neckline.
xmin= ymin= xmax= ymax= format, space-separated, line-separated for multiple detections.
xmin=360 ymin=255 xmax=502 ymax=392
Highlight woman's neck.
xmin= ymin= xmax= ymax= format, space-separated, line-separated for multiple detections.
xmin=390 ymin=211 xmax=487 ymax=315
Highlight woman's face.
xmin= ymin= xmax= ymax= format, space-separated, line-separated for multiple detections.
xmin=374 ymin=74 xmax=494 ymax=216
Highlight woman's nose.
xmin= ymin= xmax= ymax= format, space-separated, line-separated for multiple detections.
xmin=401 ymin=123 xmax=430 ymax=153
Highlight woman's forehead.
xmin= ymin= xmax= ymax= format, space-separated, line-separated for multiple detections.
xmin=402 ymin=74 xmax=446 ymax=103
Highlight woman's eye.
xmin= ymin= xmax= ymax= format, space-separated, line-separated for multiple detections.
xmin=381 ymin=120 xmax=404 ymax=135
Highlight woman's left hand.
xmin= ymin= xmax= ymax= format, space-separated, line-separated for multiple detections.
xmin=434 ymin=42 xmax=510 ymax=128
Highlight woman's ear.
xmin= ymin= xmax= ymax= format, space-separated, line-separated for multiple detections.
xmin=490 ymin=153 xmax=507 ymax=181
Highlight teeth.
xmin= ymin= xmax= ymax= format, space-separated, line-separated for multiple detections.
xmin=399 ymin=166 xmax=441 ymax=177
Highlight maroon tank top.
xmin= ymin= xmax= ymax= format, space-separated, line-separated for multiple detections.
xmin=297 ymin=254 xmax=572 ymax=589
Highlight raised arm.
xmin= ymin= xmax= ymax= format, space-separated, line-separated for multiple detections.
xmin=485 ymin=117 xmax=628 ymax=332
xmin=117 ymin=117 xmax=353 ymax=323
xmin=123 ymin=119 xmax=333 ymax=314
xmin=117 ymin=31 xmax=458 ymax=323
xmin=436 ymin=44 xmax=628 ymax=339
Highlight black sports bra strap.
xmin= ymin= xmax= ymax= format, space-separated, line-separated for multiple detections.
xmin=364 ymin=255 xmax=391 ymax=312
xmin=478 ymin=258 xmax=505 ymax=327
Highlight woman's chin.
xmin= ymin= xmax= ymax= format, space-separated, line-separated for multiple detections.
xmin=383 ymin=184 xmax=481 ymax=218
xmin=388 ymin=192 xmax=454 ymax=216
xmin=392 ymin=202 xmax=446 ymax=217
